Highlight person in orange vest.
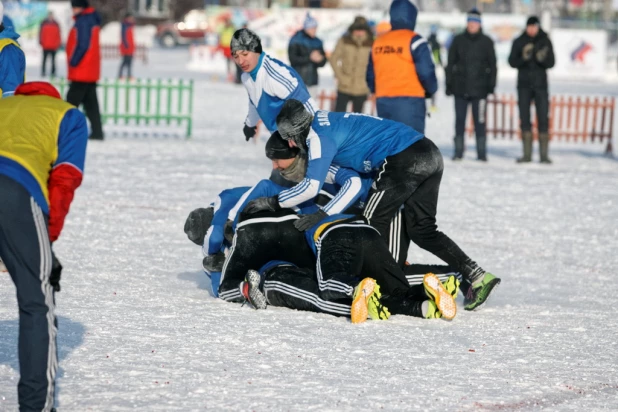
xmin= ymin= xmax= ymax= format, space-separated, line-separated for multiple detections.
xmin=366 ymin=0 xmax=437 ymax=133
xmin=0 ymin=81 xmax=88 ymax=412
xmin=39 ymin=11 xmax=61 ymax=77
xmin=0 ymin=0 xmax=25 ymax=97
xmin=118 ymin=12 xmax=135 ymax=79
xmin=66 ymin=0 xmax=104 ymax=140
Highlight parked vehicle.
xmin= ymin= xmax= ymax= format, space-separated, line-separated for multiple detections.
xmin=156 ymin=10 xmax=209 ymax=48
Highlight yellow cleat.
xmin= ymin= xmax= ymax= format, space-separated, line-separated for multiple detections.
xmin=425 ymin=301 xmax=442 ymax=319
xmin=443 ymin=275 xmax=461 ymax=299
xmin=423 ymin=273 xmax=457 ymax=320
xmin=351 ymin=277 xmax=377 ymax=324
xmin=367 ymin=284 xmax=390 ymax=320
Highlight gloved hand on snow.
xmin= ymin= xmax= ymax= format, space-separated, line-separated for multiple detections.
xmin=294 ymin=210 xmax=328 ymax=232
xmin=51 ymin=251 xmax=63 ymax=292
xmin=243 ymin=124 xmax=257 ymax=141
xmin=203 ymin=252 xmax=226 ymax=272
xmin=243 ymin=196 xmax=280 ymax=215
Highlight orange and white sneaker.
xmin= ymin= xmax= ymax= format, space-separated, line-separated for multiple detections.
xmin=350 ymin=277 xmax=377 ymax=324
xmin=423 ymin=273 xmax=457 ymax=320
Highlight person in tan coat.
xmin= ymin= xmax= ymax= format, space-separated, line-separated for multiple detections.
xmin=330 ymin=16 xmax=373 ymax=113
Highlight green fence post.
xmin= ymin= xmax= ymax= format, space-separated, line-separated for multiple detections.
xmin=102 ymin=79 xmax=109 ymax=124
xmin=155 ymin=79 xmax=162 ymax=126
xmin=135 ymin=78 xmax=141 ymax=129
xmin=145 ymin=78 xmax=151 ymax=125
xmin=113 ymin=79 xmax=120 ymax=125
xmin=125 ymin=79 xmax=130 ymax=125
xmin=186 ymin=79 xmax=194 ymax=138
xmin=177 ymin=79 xmax=183 ymax=126
xmin=166 ymin=78 xmax=173 ymax=125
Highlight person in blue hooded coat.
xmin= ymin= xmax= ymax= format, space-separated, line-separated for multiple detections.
xmin=0 ymin=2 xmax=25 ymax=97
xmin=366 ymin=0 xmax=437 ymax=133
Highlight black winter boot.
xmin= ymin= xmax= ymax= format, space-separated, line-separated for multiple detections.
xmin=476 ymin=135 xmax=487 ymax=161
xmin=539 ymin=132 xmax=552 ymax=164
xmin=452 ymin=135 xmax=464 ymax=160
xmin=516 ymin=131 xmax=533 ymax=163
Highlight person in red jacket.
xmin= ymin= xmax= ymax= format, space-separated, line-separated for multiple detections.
xmin=66 ymin=0 xmax=104 ymax=140
xmin=118 ymin=12 xmax=135 ymax=79
xmin=39 ymin=11 xmax=61 ymax=77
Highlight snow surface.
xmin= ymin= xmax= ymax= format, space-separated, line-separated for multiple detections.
xmin=1 ymin=48 xmax=618 ymax=411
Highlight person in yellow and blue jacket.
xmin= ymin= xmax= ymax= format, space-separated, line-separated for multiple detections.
xmin=0 ymin=81 xmax=88 ymax=412
xmin=0 ymin=1 xmax=26 ymax=97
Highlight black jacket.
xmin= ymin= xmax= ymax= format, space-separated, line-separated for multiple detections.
xmin=508 ymin=29 xmax=555 ymax=90
xmin=445 ymin=30 xmax=497 ymax=99
xmin=288 ymin=30 xmax=327 ymax=87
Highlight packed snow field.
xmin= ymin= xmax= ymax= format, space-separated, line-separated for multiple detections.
xmin=1 ymin=49 xmax=618 ymax=411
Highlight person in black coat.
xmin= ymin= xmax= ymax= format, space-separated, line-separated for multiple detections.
xmin=445 ymin=8 xmax=497 ymax=161
xmin=288 ymin=13 xmax=326 ymax=95
xmin=508 ymin=16 xmax=555 ymax=164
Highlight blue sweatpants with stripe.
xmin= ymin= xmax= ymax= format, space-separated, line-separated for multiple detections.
xmin=0 ymin=175 xmax=57 ymax=412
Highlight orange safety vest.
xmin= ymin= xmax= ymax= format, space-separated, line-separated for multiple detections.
xmin=371 ymin=30 xmax=424 ymax=98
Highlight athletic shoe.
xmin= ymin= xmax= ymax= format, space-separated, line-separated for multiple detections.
xmin=351 ymin=278 xmax=377 ymax=324
xmin=464 ymin=272 xmax=501 ymax=311
xmin=243 ymin=270 xmax=267 ymax=310
xmin=443 ymin=275 xmax=461 ymax=299
xmin=424 ymin=301 xmax=442 ymax=319
xmin=367 ymin=284 xmax=390 ymax=320
xmin=423 ymin=273 xmax=457 ymax=320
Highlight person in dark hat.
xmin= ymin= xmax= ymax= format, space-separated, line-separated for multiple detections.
xmin=329 ymin=15 xmax=374 ymax=113
xmin=509 ymin=16 xmax=555 ymax=164
xmin=445 ymin=7 xmax=497 ymax=161
xmin=230 ymin=28 xmax=317 ymax=142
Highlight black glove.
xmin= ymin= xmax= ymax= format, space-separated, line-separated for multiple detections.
xmin=203 ymin=252 xmax=226 ymax=272
xmin=50 ymin=251 xmax=63 ymax=292
xmin=293 ymin=210 xmax=328 ymax=232
xmin=424 ymin=91 xmax=433 ymax=99
xmin=223 ymin=219 xmax=234 ymax=243
xmin=243 ymin=196 xmax=281 ymax=215
xmin=243 ymin=124 xmax=257 ymax=142
xmin=445 ymin=88 xmax=453 ymax=97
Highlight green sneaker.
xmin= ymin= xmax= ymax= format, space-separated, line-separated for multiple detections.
xmin=424 ymin=301 xmax=442 ymax=319
xmin=367 ymin=284 xmax=390 ymax=320
xmin=463 ymin=272 xmax=501 ymax=311
xmin=443 ymin=275 xmax=461 ymax=299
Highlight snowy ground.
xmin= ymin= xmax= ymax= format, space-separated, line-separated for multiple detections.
xmin=1 ymin=48 xmax=617 ymax=411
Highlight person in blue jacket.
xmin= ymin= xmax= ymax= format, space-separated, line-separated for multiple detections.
xmin=0 ymin=2 xmax=25 ymax=97
xmin=230 ymin=28 xmax=318 ymax=141
xmin=244 ymin=100 xmax=501 ymax=312
xmin=366 ymin=0 xmax=437 ymax=133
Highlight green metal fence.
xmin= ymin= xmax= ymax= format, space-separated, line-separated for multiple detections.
xmin=53 ymin=78 xmax=194 ymax=138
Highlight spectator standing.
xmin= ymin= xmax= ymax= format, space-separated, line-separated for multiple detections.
xmin=508 ymin=16 xmax=555 ymax=164
xmin=288 ymin=13 xmax=326 ymax=97
xmin=219 ymin=18 xmax=236 ymax=82
xmin=66 ymin=0 xmax=104 ymax=140
xmin=329 ymin=16 xmax=373 ymax=113
xmin=427 ymin=24 xmax=442 ymax=112
xmin=40 ymin=12 xmax=61 ymax=78
xmin=366 ymin=0 xmax=437 ymax=133
xmin=0 ymin=0 xmax=25 ymax=97
xmin=118 ymin=13 xmax=135 ymax=79
xmin=445 ymin=8 xmax=496 ymax=161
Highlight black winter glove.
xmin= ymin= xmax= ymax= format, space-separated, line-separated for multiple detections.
xmin=523 ymin=43 xmax=534 ymax=61
xmin=203 ymin=252 xmax=226 ymax=272
xmin=243 ymin=196 xmax=280 ymax=215
xmin=223 ymin=219 xmax=235 ymax=243
xmin=243 ymin=124 xmax=257 ymax=141
xmin=50 ymin=251 xmax=62 ymax=292
xmin=535 ymin=46 xmax=549 ymax=63
xmin=445 ymin=88 xmax=453 ymax=97
xmin=293 ymin=210 xmax=328 ymax=232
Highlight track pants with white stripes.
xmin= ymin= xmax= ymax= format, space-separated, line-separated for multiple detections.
xmin=364 ymin=137 xmax=485 ymax=284
xmin=219 ymin=210 xmax=315 ymax=303
xmin=0 ymin=175 xmax=57 ymax=412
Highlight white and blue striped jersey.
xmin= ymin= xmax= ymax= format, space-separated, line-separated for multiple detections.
xmin=242 ymin=53 xmax=317 ymax=132
xmin=277 ymin=111 xmax=423 ymax=209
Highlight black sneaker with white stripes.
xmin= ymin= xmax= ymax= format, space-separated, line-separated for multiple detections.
xmin=243 ymin=270 xmax=268 ymax=310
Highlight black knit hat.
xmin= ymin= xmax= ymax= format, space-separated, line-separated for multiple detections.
xmin=71 ymin=0 xmax=89 ymax=8
xmin=184 ymin=207 xmax=214 ymax=246
xmin=265 ymin=131 xmax=299 ymax=160
xmin=526 ymin=16 xmax=540 ymax=26
xmin=467 ymin=7 xmax=481 ymax=23
xmin=230 ymin=28 xmax=263 ymax=55
xmin=276 ymin=99 xmax=313 ymax=149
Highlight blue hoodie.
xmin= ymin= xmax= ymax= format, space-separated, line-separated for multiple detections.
xmin=0 ymin=25 xmax=25 ymax=97
xmin=390 ymin=0 xmax=418 ymax=30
